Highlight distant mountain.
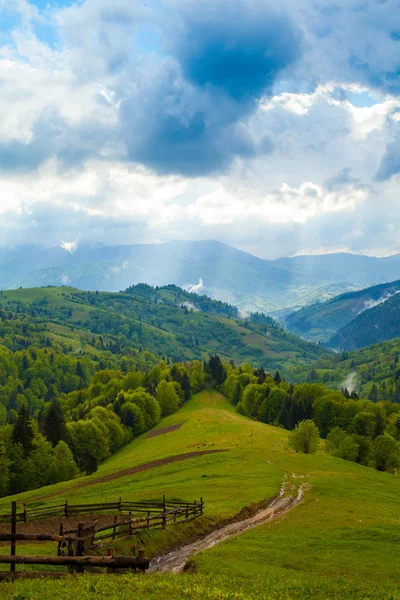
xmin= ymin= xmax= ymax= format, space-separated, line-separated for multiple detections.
xmin=328 ymin=290 xmax=400 ymax=351
xmin=285 ymin=280 xmax=400 ymax=343
xmin=272 ymin=252 xmax=400 ymax=286
xmin=1 ymin=241 xmax=400 ymax=313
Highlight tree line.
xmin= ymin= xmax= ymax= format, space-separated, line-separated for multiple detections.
xmin=212 ymin=357 xmax=400 ymax=473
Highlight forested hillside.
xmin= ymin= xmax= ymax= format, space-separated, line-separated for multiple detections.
xmin=0 ymin=285 xmax=328 ymax=371
xmin=286 ymin=337 xmax=400 ymax=403
xmin=285 ymin=280 xmax=400 ymax=343
xmin=328 ymin=291 xmax=400 ymax=350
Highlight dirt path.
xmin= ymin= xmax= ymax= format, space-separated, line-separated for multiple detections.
xmin=146 ymin=423 xmax=183 ymax=438
xmin=34 ymin=450 xmax=228 ymax=502
xmin=149 ymin=478 xmax=304 ymax=573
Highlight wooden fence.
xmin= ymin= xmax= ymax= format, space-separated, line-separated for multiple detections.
xmin=0 ymin=496 xmax=204 ymax=527
xmin=0 ymin=496 xmax=204 ymax=576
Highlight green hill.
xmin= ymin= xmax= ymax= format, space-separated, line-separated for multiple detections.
xmin=285 ymin=279 xmax=400 ymax=343
xmin=1 ymin=390 xmax=400 ymax=599
xmin=287 ymin=336 xmax=400 ymax=402
xmin=0 ymin=285 xmax=328 ymax=372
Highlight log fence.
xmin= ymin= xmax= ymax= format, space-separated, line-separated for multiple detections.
xmin=0 ymin=496 xmax=204 ymax=577
xmin=0 ymin=496 xmax=204 ymax=525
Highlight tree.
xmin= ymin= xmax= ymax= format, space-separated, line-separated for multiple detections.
xmin=289 ymin=420 xmax=320 ymax=454
xmin=156 ymin=380 xmax=179 ymax=417
xmin=181 ymin=372 xmax=192 ymax=402
xmin=372 ymin=434 xmax=400 ymax=472
xmin=273 ymin=370 xmax=282 ymax=385
xmin=52 ymin=441 xmax=78 ymax=482
xmin=0 ymin=440 xmax=9 ymax=497
xmin=43 ymin=399 xmax=68 ymax=447
xmin=12 ymin=404 xmax=35 ymax=455
xmin=120 ymin=402 xmax=146 ymax=436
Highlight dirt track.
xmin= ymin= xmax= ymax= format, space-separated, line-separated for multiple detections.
xmin=149 ymin=478 xmax=304 ymax=573
xmin=146 ymin=423 xmax=183 ymax=438
xmin=34 ymin=449 xmax=228 ymax=502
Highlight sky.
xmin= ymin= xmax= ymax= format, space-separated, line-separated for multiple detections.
xmin=0 ymin=0 xmax=399 ymax=259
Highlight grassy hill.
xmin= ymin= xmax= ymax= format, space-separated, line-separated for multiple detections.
xmin=0 ymin=285 xmax=328 ymax=372
xmin=1 ymin=390 xmax=400 ymax=598
xmin=285 ymin=279 xmax=400 ymax=343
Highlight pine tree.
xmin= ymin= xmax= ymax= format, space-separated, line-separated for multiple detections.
xmin=274 ymin=370 xmax=282 ymax=385
xmin=12 ymin=404 xmax=35 ymax=455
xmin=43 ymin=399 xmax=68 ymax=447
xmin=181 ymin=372 xmax=192 ymax=402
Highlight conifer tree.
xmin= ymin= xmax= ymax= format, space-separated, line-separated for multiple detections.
xmin=12 ymin=404 xmax=35 ymax=455
xmin=43 ymin=399 xmax=68 ymax=447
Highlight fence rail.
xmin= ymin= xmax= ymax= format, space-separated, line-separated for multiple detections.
xmin=0 ymin=496 xmax=205 ymax=577
xmin=0 ymin=496 xmax=204 ymax=525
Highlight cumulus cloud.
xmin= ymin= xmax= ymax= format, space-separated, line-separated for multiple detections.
xmin=0 ymin=0 xmax=399 ymax=258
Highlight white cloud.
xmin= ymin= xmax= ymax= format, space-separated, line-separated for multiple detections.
xmin=61 ymin=240 xmax=78 ymax=253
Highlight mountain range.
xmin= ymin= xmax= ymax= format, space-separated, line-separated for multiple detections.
xmin=2 ymin=241 xmax=400 ymax=314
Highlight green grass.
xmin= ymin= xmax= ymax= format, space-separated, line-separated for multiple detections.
xmin=1 ymin=391 xmax=400 ymax=598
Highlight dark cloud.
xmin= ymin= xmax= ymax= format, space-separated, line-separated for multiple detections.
xmin=169 ymin=0 xmax=303 ymax=102
xmin=118 ymin=1 xmax=301 ymax=176
xmin=375 ymin=133 xmax=400 ymax=181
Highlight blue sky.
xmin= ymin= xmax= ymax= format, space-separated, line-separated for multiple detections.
xmin=0 ymin=0 xmax=399 ymax=258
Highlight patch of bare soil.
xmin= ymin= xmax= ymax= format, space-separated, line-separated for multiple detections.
xmin=146 ymin=423 xmax=183 ymax=438
xmin=32 ymin=449 xmax=228 ymax=502
xmin=149 ymin=478 xmax=304 ymax=573
xmin=0 ymin=514 xmax=112 ymax=539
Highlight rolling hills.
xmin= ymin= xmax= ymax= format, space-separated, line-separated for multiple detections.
xmin=285 ymin=279 xmax=400 ymax=343
xmin=1 ymin=390 xmax=400 ymax=598
xmin=0 ymin=284 xmax=328 ymax=372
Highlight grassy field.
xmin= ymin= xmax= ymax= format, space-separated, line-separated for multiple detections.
xmin=1 ymin=391 xmax=400 ymax=598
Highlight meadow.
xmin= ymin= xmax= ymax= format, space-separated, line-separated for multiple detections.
xmin=1 ymin=390 xmax=400 ymax=598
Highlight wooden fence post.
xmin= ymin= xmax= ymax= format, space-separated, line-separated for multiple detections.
xmin=147 ymin=510 xmax=150 ymax=527
xmin=186 ymin=503 xmax=189 ymax=518
xmin=10 ymin=501 xmax=16 ymax=574
xmin=58 ymin=522 xmax=63 ymax=556
xmin=77 ymin=523 xmax=84 ymax=573
xmin=67 ymin=539 xmax=74 ymax=574
xmin=200 ymin=497 xmax=203 ymax=515
xmin=107 ymin=547 xmax=115 ymax=574
xmin=112 ymin=516 xmax=117 ymax=540
xmin=23 ymin=504 xmax=27 ymax=524
xmin=162 ymin=495 xmax=166 ymax=528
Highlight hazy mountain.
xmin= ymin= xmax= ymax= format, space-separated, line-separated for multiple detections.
xmin=285 ymin=280 xmax=400 ymax=343
xmin=1 ymin=241 xmax=400 ymax=313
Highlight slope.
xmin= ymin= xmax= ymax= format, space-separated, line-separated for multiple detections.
xmin=285 ymin=279 xmax=400 ymax=343
xmin=1 ymin=391 xmax=400 ymax=599
xmin=0 ymin=285 xmax=328 ymax=371
xmin=329 ymin=290 xmax=400 ymax=350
